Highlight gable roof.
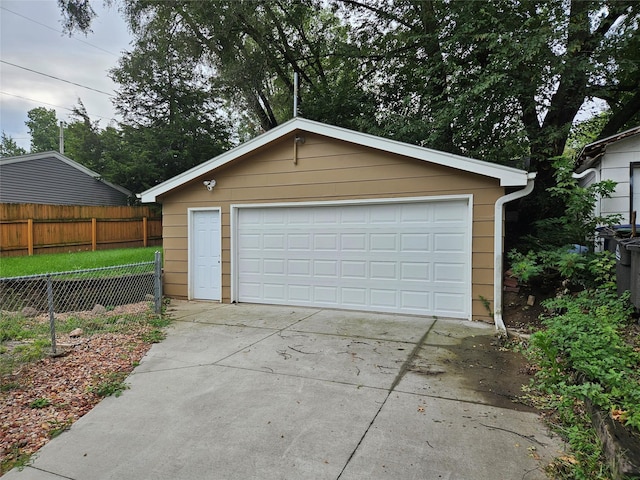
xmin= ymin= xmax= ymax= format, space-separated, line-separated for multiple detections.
xmin=575 ymin=125 xmax=640 ymax=173
xmin=0 ymin=151 xmax=132 ymax=205
xmin=139 ymin=118 xmax=532 ymax=203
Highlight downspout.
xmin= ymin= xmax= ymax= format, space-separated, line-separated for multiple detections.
xmin=493 ymin=173 xmax=536 ymax=334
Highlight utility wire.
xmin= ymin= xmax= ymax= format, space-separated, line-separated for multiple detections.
xmin=0 ymin=6 xmax=121 ymax=57
xmin=0 ymin=91 xmax=115 ymax=121
xmin=0 ymin=60 xmax=114 ymax=97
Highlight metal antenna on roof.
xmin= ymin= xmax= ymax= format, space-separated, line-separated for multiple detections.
xmin=59 ymin=121 xmax=64 ymax=154
xmin=293 ymin=72 xmax=298 ymax=118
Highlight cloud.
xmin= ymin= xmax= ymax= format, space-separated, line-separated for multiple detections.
xmin=0 ymin=0 xmax=131 ymax=150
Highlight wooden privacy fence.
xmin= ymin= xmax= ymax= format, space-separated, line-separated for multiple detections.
xmin=0 ymin=203 xmax=162 ymax=257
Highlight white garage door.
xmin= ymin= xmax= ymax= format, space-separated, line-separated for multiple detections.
xmin=235 ymin=199 xmax=471 ymax=318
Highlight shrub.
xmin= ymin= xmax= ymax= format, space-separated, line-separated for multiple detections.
xmin=528 ymin=288 xmax=640 ymax=430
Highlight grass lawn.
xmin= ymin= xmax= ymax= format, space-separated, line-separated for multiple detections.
xmin=0 ymin=247 xmax=162 ymax=278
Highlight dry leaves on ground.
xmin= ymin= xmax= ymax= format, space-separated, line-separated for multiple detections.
xmin=1 ymin=328 xmax=155 ymax=475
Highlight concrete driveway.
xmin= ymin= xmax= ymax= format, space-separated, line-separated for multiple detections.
xmin=5 ymin=302 xmax=564 ymax=480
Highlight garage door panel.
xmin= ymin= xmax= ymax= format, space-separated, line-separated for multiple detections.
xmin=287 ymin=234 xmax=310 ymax=249
xmin=401 ymin=291 xmax=431 ymax=309
xmin=371 ymin=204 xmax=398 ymax=223
xmin=400 ymin=203 xmax=431 ymax=222
xmin=434 ymin=263 xmax=466 ymax=283
xmin=236 ymin=200 xmax=470 ymax=317
xmin=342 ymin=260 xmax=367 ymax=278
xmin=341 ymin=233 xmax=367 ymax=251
xmin=239 ymin=234 xmax=261 ymax=249
xmin=264 ymin=259 xmax=285 ymax=275
xmin=342 ymin=207 xmax=367 ymax=224
xmin=314 ymin=234 xmax=338 ymax=250
xmin=400 ymin=233 xmax=431 ymax=252
xmin=264 ymin=283 xmax=285 ymax=300
xmin=314 ymin=286 xmax=338 ymax=303
xmin=401 ymin=262 xmax=430 ymax=281
xmin=369 ymin=290 xmax=397 ymax=308
xmin=239 ymin=258 xmax=261 ymax=274
xmin=434 ymin=233 xmax=466 ymax=252
xmin=341 ymin=287 xmax=367 ymax=306
xmin=434 ymin=292 xmax=467 ymax=315
xmin=314 ymin=260 xmax=338 ymax=277
xmin=288 ymin=259 xmax=311 ymax=276
xmin=264 ymin=234 xmax=285 ymax=250
xmin=370 ymin=233 xmax=397 ymax=251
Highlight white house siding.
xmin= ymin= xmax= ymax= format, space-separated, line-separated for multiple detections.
xmin=579 ymin=135 xmax=640 ymax=224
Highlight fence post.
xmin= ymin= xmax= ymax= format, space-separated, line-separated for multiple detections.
xmin=143 ymin=217 xmax=148 ymax=247
xmin=91 ymin=218 xmax=97 ymax=251
xmin=47 ymin=274 xmax=57 ymax=355
xmin=27 ymin=218 xmax=34 ymax=256
xmin=154 ymin=250 xmax=162 ymax=314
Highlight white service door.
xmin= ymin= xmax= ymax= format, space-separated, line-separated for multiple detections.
xmin=236 ymin=200 xmax=470 ymax=318
xmin=191 ymin=209 xmax=221 ymax=300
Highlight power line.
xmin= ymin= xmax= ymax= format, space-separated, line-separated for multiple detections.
xmin=0 ymin=6 xmax=121 ymax=57
xmin=0 ymin=60 xmax=115 ymax=97
xmin=0 ymin=91 xmax=115 ymax=121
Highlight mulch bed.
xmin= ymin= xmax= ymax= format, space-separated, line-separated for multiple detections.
xmin=1 ymin=329 xmax=155 ymax=475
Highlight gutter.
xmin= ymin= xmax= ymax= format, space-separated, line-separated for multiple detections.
xmin=572 ymin=168 xmax=601 ymax=219
xmin=493 ymin=173 xmax=536 ymax=334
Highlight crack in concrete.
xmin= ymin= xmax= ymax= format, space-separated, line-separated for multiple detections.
xmin=335 ymin=319 xmax=438 ymax=479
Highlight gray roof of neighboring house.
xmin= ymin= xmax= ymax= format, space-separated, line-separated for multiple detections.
xmin=575 ymin=125 xmax=640 ymax=173
xmin=0 ymin=151 xmax=132 ymax=206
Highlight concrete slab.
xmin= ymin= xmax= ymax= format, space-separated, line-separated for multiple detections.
xmin=422 ymin=318 xmax=496 ymax=345
xmin=398 ymin=328 xmax=537 ymax=411
xmin=219 ymin=329 xmax=413 ymax=389
xmin=181 ymin=302 xmax=321 ymax=329
xmin=133 ymin=321 xmax=278 ymax=373
xmin=3 ymin=302 xmax=564 ymax=480
xmin=163 ymin=299 xmax=226 ymax=320
xmin=12 ymin=367 xmax=387 ymax=480
xmin=289 ymin=308 xmax=436 ymax=343
xmin=339 ymin=391 xmax=562 ymax=480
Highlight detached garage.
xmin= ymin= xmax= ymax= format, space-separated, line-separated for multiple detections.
xmin=140 ymin=118 xmax=535 ymax=331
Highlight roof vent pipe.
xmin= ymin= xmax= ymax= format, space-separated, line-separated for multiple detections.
xmin=493 ymin=173 xmax=536 ymax=334
xmin=293 ymin=72 xmax=299 ymax=118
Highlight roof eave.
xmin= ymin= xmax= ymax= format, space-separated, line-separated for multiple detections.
xmin=138 ymin=118 xmax=532 ymax=203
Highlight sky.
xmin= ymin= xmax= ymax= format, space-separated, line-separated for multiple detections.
xmin=0 ymin=0 xmax=132 ymax=151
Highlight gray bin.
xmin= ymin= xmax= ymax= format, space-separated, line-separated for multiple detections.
xmin=624 ymin=241 xmax=640 ymax=308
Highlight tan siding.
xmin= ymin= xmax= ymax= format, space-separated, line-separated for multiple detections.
xmin=160 ymin=133 xmax=503 ymax=323
xmin=472 ymin=236 xmax=494 ymax=253
xmin=473 ymin=252 xmax=495 ymax=267
xmin=473 ymin=220 xmax=494 ymax=237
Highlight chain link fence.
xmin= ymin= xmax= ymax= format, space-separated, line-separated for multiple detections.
xmin=0 ymin=252 xmax=163 ymax=358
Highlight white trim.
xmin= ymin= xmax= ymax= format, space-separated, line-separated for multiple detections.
xmin=140 ymin=118 xmax=531 ymax=202
xmin=232 ymin=194 xmax=472 ymax=210
xmin=188 ymin=207 xmax=222 ymax=301
xmin=230 ymin=195 xmax=473 ymax=318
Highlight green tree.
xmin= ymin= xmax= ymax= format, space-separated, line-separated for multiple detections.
xmin=0 ymin=132 xmax=27 ymax=157
xmin=58 ymin=0 xmax=640 ymax=222
xmin=59 ymin=0 xmax=375 ymax=136
xmin=564 ymin=111 xmax=613 ymax=160
xmin=64 ymin=99 xmax=104 ymax=171
xmin=25 ymin=107 xmax=59 ymax=153
xmin=106 ymin=8 xmax=232 ymax=190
